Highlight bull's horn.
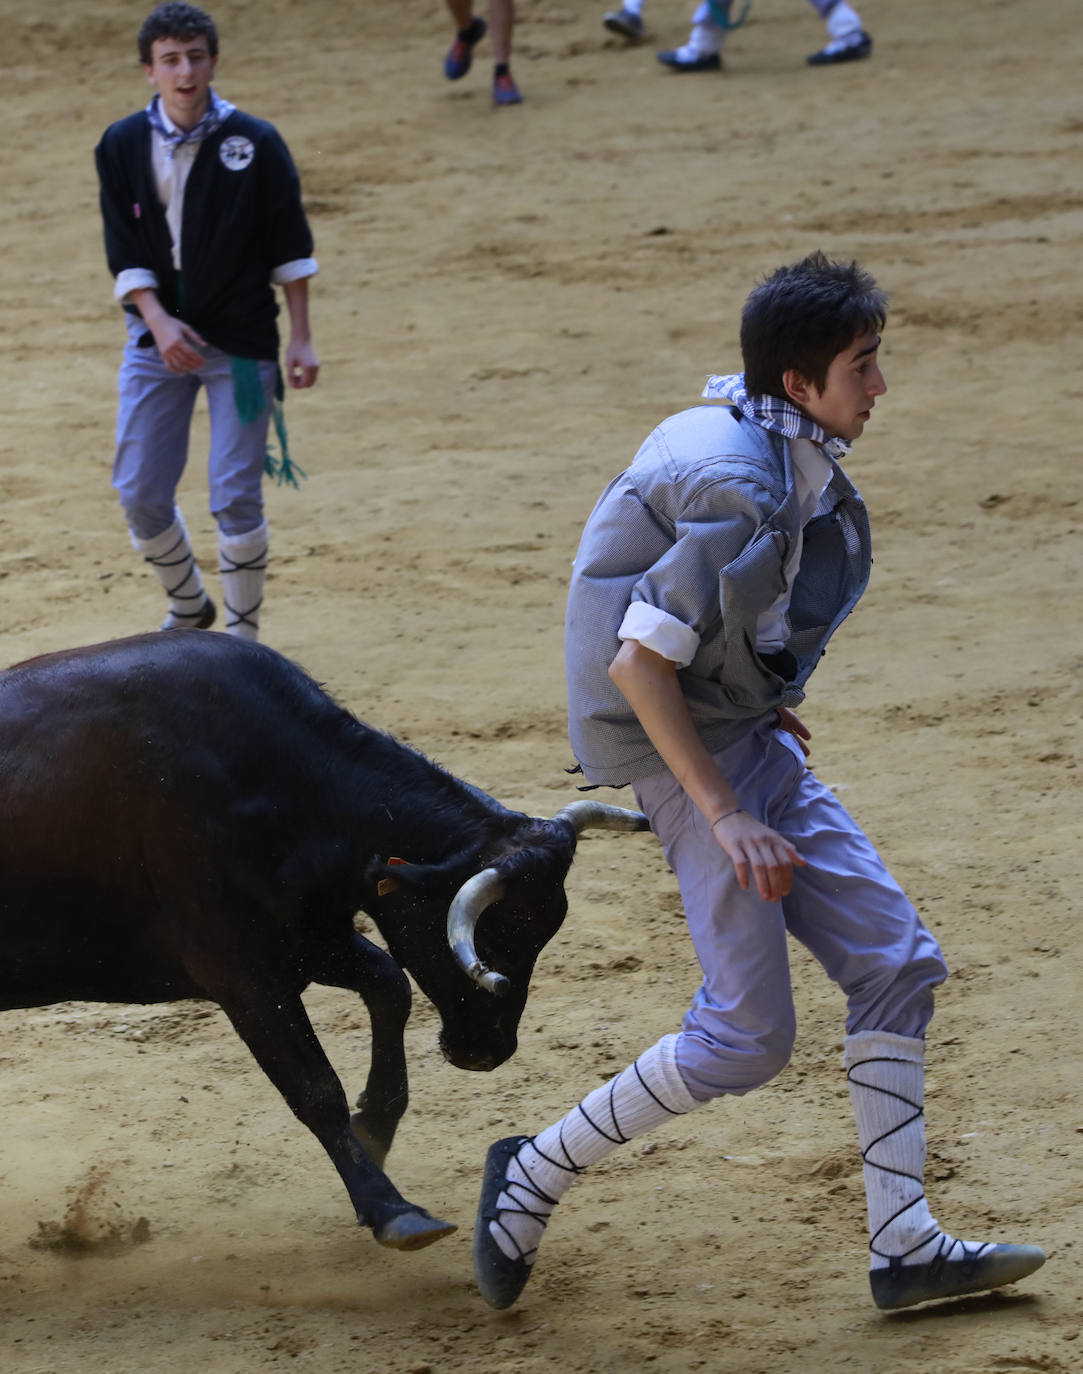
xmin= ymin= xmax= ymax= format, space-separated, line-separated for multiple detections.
xmin=447 ymin=868 xmax=511 ymax=997
xmin=548 ymin=800 xmax=650 ymax=833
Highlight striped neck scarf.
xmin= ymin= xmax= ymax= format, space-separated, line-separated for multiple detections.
xmin=145 ymin=90 xmax=235 ymax=157
xmin=701 ymin=372 xmax=851 ymax=461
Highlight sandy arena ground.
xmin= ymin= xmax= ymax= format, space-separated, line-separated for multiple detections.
xmin=1 ymin=1 xmax=1080 ymax=1370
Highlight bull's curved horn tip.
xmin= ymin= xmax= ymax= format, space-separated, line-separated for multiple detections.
xmin=481 ymin=970 xmax=511 ymax=998
xmin=549 ymin=800 xmax=650 ymax=833
xmin=460 ymin=956 xmax=510 ymax=998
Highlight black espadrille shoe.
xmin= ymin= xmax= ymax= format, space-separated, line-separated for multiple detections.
xmin=871 ymin=1241 xmax=1046 ymax=1311
xmin=473 ymin=1136 xmax=554 ymax=1310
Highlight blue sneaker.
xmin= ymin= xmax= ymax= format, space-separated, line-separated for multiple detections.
xmin=806 ymin=29 xmax=872 ymax=66
xmin=493 ymin=72 xmax=523 ymax=106
xmin=445 ymin=16 xmax=487 ymax=80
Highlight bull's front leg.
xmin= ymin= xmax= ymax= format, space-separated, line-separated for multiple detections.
xmin=212 ymin=964 xmax=455 ymax=1251
xmin=309 ymin=931 xmax=412 ymax=1168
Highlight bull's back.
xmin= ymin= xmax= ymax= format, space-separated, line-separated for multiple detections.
xmin=0 ymin=635 xmax=354 ymax=1010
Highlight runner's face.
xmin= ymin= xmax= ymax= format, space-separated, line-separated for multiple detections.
xmin=797 ymin=332 xmax=887 ymax=442
xmin=144 ymin=36 xmax=216 ymax=131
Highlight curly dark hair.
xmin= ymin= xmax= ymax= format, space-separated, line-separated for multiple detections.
xmin=138 ymin=3 xmax=218 ymax=64
xmin=741 ymin=251 xmax=888 ymax=399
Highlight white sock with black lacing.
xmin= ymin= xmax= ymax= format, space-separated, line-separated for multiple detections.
xmin=132 ymin=512 xmax=209 ymax=629
xmin=218 ymin=520 xmax=268 ymax=641
xmin=488 ymin=1034 xmax=700 ymax=1264
xmin=825 ymin=0 xmax=863 ymax=42
xmin=846 ymin=1030 xmax=993 ymax=1271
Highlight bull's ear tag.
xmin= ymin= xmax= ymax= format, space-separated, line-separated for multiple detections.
xmin=378 ymin=857 xmax=410 ymax=898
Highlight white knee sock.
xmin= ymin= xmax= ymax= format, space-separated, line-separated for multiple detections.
xmin=218 ymin=521 xmax=268 ymax=641
xmin=489 ymin=1034 xmax=700 ymax=1263
xmin=846 ymin=1031 xmax=988 ymax=1270
xmin=132 ymin=513 xmax=208 ymax=629
xmin=678 ymin=2 xmax=727 ymax=58
xmin=825 ymin=1 xmax=863 ymax=42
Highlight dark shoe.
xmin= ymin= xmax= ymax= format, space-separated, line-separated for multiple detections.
xmin=656 ymin=48 xmax=721 ymax=72
xmin=445 ymin=16 xmax=487 ymax=80
xmin=473 ymin=1136 xmax=547 ymax=1309
xmin=492 ymin=72 xmax=523 ymax=106
xmin=807 ymin=29 xmax=872 ymax=66
xmin=160 ymin=597 xmax=216 ymax=631
xmin=871 ymin=1242 xmax=1046 ymax=1310
xmin=603 ymin=9 xmax=644 ymax=40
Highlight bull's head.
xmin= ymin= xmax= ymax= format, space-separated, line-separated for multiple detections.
xmin=368 ymin=800 xmax=648 ymax=1071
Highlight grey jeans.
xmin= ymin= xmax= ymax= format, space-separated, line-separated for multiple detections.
xmin=633 ymin=718 xmax=948 ymax=1102
xmin=113 ymin=315 xmax=276 ymax=539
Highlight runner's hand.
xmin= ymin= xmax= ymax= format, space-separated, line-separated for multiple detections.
xmin=151 ymin=317 xmax=207 ymax=374
xmin=284 ymin=338 xmax=319 ymax=389
xmin=777 ymin=706 xmax=811 ymax=757
xmin=711 ymin=809 xmax=806 ymax=902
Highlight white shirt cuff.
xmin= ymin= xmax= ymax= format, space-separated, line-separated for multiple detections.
xmin=618 ymin=602 xmax=700 ymax=668
xmin=271 ymin=258 xmax=319 ymax=285
xmin=114 ymin=268 xmax=159 ymax=303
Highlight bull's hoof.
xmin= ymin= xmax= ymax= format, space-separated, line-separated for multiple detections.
xmin=374 ymin=1209 xmax=458 ymax=1252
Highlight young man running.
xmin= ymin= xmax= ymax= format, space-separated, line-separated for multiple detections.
xmin=472 ymin=253 xmax=1045 ymax=1314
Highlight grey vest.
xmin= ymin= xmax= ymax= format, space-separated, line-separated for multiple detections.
xmin=564 ymin=405 xmax=871 ymax=785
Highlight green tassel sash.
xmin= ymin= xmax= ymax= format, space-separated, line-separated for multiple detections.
xmin=229 ymin=356 xmax=308 ymax=489
xmin=707 ymin=0 xmax=752 ymax=30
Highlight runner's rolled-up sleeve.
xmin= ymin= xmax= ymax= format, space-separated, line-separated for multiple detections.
xmin=617 ymin=603 xmax=700 ymax=667
xmin=270 ymin=258 xmax=319 ymax=284
xmin=627 ymin=502 xmax=759 ymax=658
xmin=114 ymin=267 xmax=159 ymax=302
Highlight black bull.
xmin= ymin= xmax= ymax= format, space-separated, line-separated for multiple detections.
xmin=0 ymin=633 xmax=648 ymax=1250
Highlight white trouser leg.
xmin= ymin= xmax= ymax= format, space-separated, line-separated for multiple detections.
xmin=489 ymin=1035 xmax=700 ymax=1264
xmin=218 ymin=520 xmax=268 ymax=641
xmin=132 ymin=512 xmax=209 ymax=629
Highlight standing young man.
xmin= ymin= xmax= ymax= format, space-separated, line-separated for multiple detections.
xmin=96 ymin=3 xmax=319 ymax=640
xmin=472 ymin=253 xmax=1045 ymax=1313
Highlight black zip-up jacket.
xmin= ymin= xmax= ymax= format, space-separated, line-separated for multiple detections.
xmin=95 ymin=108 xmax=314 ymax=360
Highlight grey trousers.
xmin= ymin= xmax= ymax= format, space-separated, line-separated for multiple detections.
xmin=113 ymin=315 xmax=276 ymax=540
xmin=633 ymin=718 xmax=948 ymax=1103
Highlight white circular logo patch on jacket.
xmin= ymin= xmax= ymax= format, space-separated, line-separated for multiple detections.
xmin=220 ymin=136 xmax=255 ymax=171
